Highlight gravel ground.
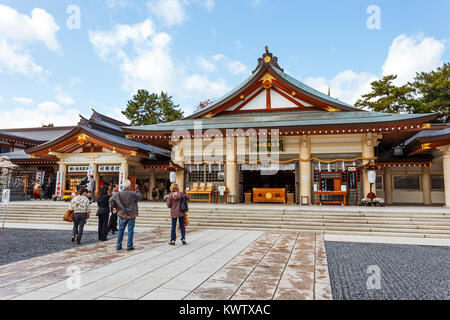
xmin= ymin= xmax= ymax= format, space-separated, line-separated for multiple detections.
xmin=0 ymin=228 xmax=102 ymax=266
xmin=325 ymin=241 xmax=450 ymax=300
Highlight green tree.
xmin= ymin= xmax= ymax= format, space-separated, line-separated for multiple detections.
xmin=355 ymin=64 xmax=449 ymax=123
xmin=42 ymin=123 xmax=54 ymax=127
xmin=410 ymin=63 xmax=449 ymax=123
xmin=122 ymin=90 xmax=184 ymax=126
xmin=355 ymin=75 xmax=415 ymax=114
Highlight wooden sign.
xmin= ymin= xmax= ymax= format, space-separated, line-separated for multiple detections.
xmin=250 ymin=138 xmax=285 ymax=152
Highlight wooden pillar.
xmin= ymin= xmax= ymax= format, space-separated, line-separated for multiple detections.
xmin=362 ymin=133 xmax=375 ymax=198
xmin=92 ymin=163 xmax=99 ymax=195
xmin=174 ymin=142 xmax=185 ymax=191
xmin=299 ymin=135 xmax=311 ymax=205
xmin=58 ymin=163 xmax=67 ymax=192
xmin=226 ymin=137 xmax=238 ymax=203
xmin=120 ymin=161 xmax=129 ymax=179
xmin=150 ymin=168 xmax=156 ymax=200
xmin=422 ymin=166 xmax=431 ymax=205
xmin=441 ymin=147 xmax=450 ymax=207
xmin=384 ymin=166 xmax=393 ymax=205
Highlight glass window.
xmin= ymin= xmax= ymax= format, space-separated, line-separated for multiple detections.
xmin=393 ymin=175 xmax=420 ymax=190
xmin=187 ymin=164 xmax=205 ymax=182
xmin=376 ymin=175 xmax=383 ymax=190
xmin=431 ymin=174 xmax=444 ymax=191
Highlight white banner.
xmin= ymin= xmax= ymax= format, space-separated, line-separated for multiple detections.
xmin=35 ymin=171 xmax=45 ymax=185
xmin=2 ymin=189 xmax=10 ymax=205
xmin=118 ymin=170 xmax=126 ymax=191
xmin=68 ymin=166 xmax=89 ymax=172
xmin=55 ymin=171 xmax=63 ymax=197
xmin=87 ymin=164 xmax=94 ymax=178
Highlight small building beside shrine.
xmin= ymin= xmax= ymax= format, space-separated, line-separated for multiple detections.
xmin=123 ymin=48 xmax=449 ymax=207
xmin=22 ymin=110 xmax=182 ymax=200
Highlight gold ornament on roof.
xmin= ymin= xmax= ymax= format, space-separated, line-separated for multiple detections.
xmin=264 ymin=56 xmax=271 ymax=63
xmin=259 ymin=73 xmax=276 ymax=83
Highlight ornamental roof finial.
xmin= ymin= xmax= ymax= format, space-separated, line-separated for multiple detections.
xmin=265 ymin=45 xmax=269 ymax=53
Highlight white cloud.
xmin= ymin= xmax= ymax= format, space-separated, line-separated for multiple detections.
xmin=197 ymin=57 xmax=216 ymax=73
xmin=382 ymin=34 xmax=446 ymax=85
xmin=303 ymin=33 xmax=447 ymax=105
xmin=0 ymin=5 xmax=60 ymax=76
xmin=304 ymin=71 xmax=378 ymax=105
xmin=55 ymin=87 xmax=75 ymax=105
xmin=12 ymin=97 xmax=35 ymax=106
xmin=0 ymin=101 xmax=79 ymax=128
xmin=89 ymin=18 xmax=241 ymax=114
xmin=0 ymin=40 xmax=44 ymax=75
xmin=148 ymin=0 xmax=186 ymax=28
xmin=227 ymin=60 xmax=248 ymax=75
xmin=250 ymin=0 xmax=262 ymax=7
xmin=106 ymin=107 xmax=131 ymax=124
xmin=105 ymin=0 xmax=134 ymax=8
xmin=204 ymin=0 xmax=215 ymax=11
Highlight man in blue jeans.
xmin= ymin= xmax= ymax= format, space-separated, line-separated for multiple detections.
xmin=109 ymin=179 xmax=142 ymax=251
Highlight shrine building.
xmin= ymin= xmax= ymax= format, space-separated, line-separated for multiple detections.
xmin=123 ymin=48 xmax=449 ymax=207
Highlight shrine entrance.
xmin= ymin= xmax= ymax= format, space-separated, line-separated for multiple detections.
xmin=240 ymin=163 xmax=297 ymax=204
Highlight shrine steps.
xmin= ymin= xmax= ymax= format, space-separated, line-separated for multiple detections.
xmin=3 ymin=202 xmax=450 ymax=239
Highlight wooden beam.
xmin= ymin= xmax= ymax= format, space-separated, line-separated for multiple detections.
xmin=271 ymin=86 xmax=310 ymax=110
xmin=266 ymin=88 xmax=271 ymax=109
xmin=231 ymin=87 xmax=265 ymax=113
xmin=33 ymin=136 xmax=78 ymax=157
xmin=272 ymin=79 xmax=331 ymax=111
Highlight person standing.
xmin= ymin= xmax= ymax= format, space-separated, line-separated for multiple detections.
xmin=87 ymin=175 xmax=96 ymax=202
xmin=96 ymin=185 xmax=110 ymax=242
xmin=69 ymin=187 xmax=91 ymax=244
xmin=109 ymin=180 xmax=142 ymax=251
xmin=166 ymin=183 xmax=189 ymax=246
xmin=32 ymin=179 xmax=41 ymax=200
xmin=44 ymin=177 xmax=54 ymax=200
xmin=108 ymin=184 xmax=119 ymax=235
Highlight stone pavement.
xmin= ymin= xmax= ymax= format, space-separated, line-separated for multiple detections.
xmin=0 ymin=228 xmax=331 ymax=300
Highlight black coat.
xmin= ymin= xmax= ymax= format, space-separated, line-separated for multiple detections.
xmin=96 ymin=194 xmax=111 ymax=216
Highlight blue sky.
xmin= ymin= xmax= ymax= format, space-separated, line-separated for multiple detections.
xmin=0 ymin=0 xmax=448 ymax=128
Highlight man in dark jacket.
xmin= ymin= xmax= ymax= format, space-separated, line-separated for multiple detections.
xmin=109 ymin=179 xmax=142 ymax=251
xmin=43 ymin=177 xmax=54 ymax=200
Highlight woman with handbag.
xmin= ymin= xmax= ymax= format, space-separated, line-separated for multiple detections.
xmin=96 ymin=185 xmax=110 ymax=241
xmin=166 ymin=183 xmax=189 ymax=246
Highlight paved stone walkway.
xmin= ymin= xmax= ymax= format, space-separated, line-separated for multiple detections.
xmin=0 ymin=228 xmax=331 ymax=300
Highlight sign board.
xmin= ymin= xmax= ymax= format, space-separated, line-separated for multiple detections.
xmin=98 ymin=165 xmax=120 ymax=172
xmin=2 ymin=189 xmax=10 ymax=205
xmin=249 ymin=138 xmax=285 ymax=152
xmin=35 ymin=171 xmax=45 ymax=185
xmin=55 ymin=171 xmax=63 ymax=197
xmin=118 ymin=170 xmax=126 ymax=191
xmin=68 ymin=166 xmax=89 ymax=173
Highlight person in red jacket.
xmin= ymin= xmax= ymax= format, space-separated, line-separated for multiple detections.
xmin=166 ymin=183 xmax=189 ymax=246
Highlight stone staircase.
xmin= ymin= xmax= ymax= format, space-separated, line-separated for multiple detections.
xmin=2 ymin=201 xmax=450 ymax=239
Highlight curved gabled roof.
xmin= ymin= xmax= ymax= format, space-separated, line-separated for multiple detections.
xmin=26 ymin=111 xmax=170 ymax=158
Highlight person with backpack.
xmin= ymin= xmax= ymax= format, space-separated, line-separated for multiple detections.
xmin=109 ymin=179 xmax=142 ymax=251
xmin=166 ymin=183 xmax=189 ymax=246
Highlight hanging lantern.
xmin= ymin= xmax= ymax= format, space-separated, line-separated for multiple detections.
xmin=368 ymin=170 xmax=376 ymax=184
xmin=169 ymin=171 xmax=176 ymax=183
